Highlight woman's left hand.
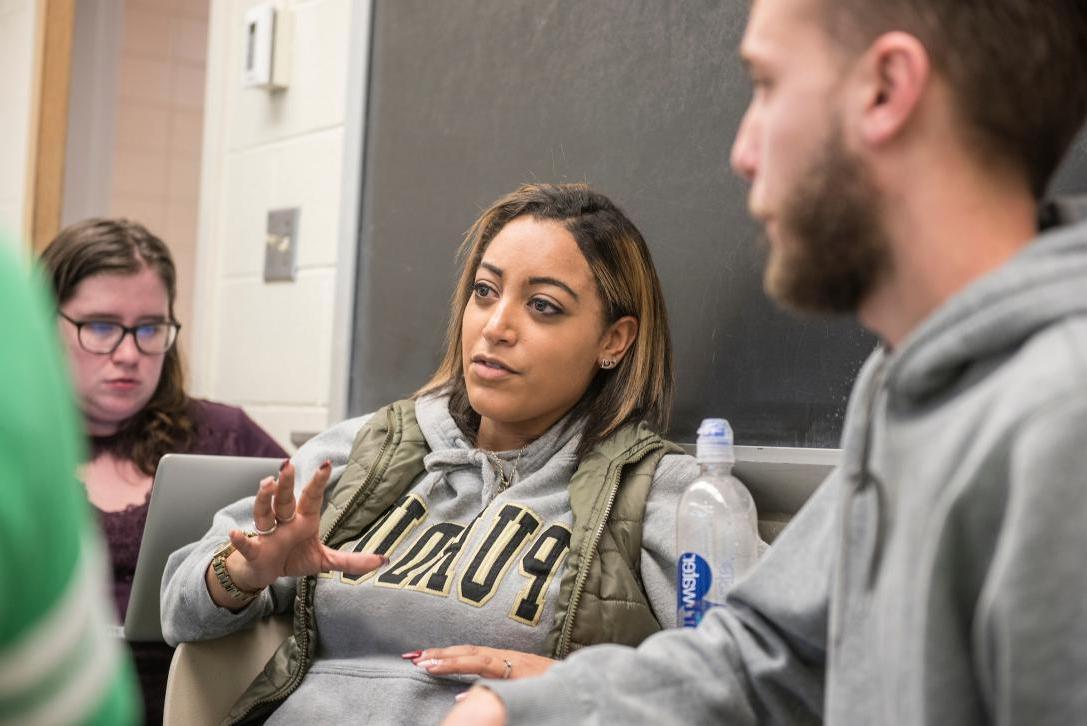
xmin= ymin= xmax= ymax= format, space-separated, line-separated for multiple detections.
xmin=405 ymin=645 xmax=556 ymax=680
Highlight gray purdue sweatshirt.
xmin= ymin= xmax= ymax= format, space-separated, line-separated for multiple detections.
xmin=488 ymin=218 xmax=1087 ymax=725
xmin=160 ymin=394 xmax=697 ymax=724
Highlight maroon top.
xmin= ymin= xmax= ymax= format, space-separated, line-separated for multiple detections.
xmin=91 ymin=398 xmax=287 ymax=725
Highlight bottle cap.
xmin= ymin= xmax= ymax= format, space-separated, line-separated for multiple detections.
xmin=696 ymin=418 xmax=735 ymax=463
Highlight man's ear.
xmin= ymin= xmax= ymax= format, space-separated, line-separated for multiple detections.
xmin=598 ymin=316 xmax=638 ymax=365
xmin=855 ymin=31 xmax=931 ymax=146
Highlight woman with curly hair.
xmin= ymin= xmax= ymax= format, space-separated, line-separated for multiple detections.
xmin=40 ymin=218 xmax=287 ymax=725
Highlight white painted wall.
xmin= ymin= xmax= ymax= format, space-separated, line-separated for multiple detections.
xmin=191 ymin=0 xmax=364 ymax=450
xmin=0 ymin=0 xmax=39 ymax=251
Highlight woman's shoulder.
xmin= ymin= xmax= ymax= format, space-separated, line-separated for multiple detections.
xmin=185 ymin=398 xmax=287 ymax=458
xmin=302 ymin=413 xmax=376 ymax=452
xmin=186 ymin=398 xmax=259 ymax=433
xmin=290 ymin=413 xmax=377 ymax=480
xmin=652 ymin=451 xmax=699 ymax=491
xmin=187 ymin=397 xmax=244 ymax=422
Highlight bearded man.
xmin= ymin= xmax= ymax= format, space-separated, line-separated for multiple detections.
xmin=445 ymin=0 xmax=1087 ymax=723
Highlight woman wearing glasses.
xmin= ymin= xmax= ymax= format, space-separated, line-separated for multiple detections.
xmin=40 ymin=218 xmax=287 ymax=726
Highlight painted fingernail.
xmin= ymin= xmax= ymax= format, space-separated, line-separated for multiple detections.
xmin=454 ymin=692 xmax=468 ymax=702
xmin=379 ymin=555 xmax=390 ymax=565
xmin=401 ymin=650 xmax=422 ymax=660
xmin=279 ymin=458 xmax=290 ymax=472
xmin=320 ymin=460 xmax=332 ymax=472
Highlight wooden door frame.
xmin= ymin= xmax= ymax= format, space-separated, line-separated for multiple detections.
xmin=26 ymin=0 xmax=74 ymax=253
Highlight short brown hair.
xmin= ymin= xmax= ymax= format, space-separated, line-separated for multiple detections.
xmin=419 ymin=183 xmax=673 ymax=460
xmin=40 ymin=218 xmax=194 ymax=475
xmin=819 ymin=0 xmax=1087 ymax=197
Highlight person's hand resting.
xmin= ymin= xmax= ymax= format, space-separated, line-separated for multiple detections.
xmin=205 ymin=459 xmax=387 ymax=609
xmin=405 ymin=645 xmax=556 ymax=680
xmin=442 ymin=687 xmax=508 ymax=726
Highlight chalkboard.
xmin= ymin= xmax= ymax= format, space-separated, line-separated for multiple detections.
xmin=347 ymin=0 xmax=1085 ymax=447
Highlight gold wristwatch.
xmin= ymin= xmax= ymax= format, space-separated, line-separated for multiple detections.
xmin=211 ymin=541 xmax=263 ymax=601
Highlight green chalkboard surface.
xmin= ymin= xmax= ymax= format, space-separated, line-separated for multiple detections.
xmin=347 ymin=0 xmax=1085 ymax=447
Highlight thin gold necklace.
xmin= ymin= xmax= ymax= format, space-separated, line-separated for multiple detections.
xmin=485 ymin=445 xmax=527 ymax=493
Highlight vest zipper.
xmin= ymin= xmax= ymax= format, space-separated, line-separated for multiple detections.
xmin=230 ymin=411 xmax=400 ymax=724
xmin=555 ymin=440 xmax=661 ymax=658
xmin=319 ymin=419 xmax=396 ymax=543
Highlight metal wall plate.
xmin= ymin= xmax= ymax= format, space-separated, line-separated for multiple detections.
xmin=264 ymin=207 xmax=299 ymax=282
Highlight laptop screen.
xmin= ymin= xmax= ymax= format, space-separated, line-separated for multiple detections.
xmin=124 ymin=454 xmax=282 ymax=642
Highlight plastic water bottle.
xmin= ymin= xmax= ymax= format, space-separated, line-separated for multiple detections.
xmin=676 ymin=418 xmax=759 ymax=628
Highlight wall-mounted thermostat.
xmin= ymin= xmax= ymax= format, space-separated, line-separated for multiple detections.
xmin=243 ymin=3 xmax=292 ymax=91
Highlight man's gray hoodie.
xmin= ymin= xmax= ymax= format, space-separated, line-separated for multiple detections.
xmin=488 ymin=219 xmax=1087 ymax=725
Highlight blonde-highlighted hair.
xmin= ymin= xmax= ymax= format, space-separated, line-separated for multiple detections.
xmin=418 ymin=183 xmax=673 ymax=460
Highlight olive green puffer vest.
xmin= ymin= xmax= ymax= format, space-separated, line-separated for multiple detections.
xmin=224 ymin=399 xmax=681 ymax=725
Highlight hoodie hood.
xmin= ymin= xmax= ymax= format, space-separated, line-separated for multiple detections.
xmin=414 ymin=392 xmax=582 ymax=505
xmin=837 ymin=212 xmax=1087 ymax=598
xmin=887 ymin=218 xmax=1087 ymax=402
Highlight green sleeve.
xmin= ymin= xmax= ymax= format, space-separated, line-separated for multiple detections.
xmin=0 ymin=242 xmax=139 ymax=725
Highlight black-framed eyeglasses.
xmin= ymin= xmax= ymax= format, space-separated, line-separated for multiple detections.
xmin=58 ymin=311 xmax=181 ymax=355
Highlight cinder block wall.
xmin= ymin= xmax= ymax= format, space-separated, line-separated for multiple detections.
xmin=191 ymin=0 xmax=354 ymax=450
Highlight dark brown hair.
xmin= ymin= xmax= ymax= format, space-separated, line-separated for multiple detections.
xmin=40 ymin=218 xmax=194 ymax=475
xmin=418 ymin=183 xmax=674 ymax=461
xmin=817 ymin=0 xmax=1087 ymax=197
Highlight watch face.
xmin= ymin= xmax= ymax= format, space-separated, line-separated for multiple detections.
xmin=213 ymin=541 xmax=236 ymax=558
xmin=212 ymin=542 xmax=258 ymax=599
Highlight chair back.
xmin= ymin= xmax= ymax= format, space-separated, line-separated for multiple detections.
xmin=163 ymin=614 xmax=292 ymax=726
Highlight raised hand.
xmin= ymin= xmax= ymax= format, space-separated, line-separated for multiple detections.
xmin=206 ymin=459 xmax=386 ymax=609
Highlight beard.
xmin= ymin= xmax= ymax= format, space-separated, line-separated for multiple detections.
xmin=762 ymin=122 xmax=891 ymax=315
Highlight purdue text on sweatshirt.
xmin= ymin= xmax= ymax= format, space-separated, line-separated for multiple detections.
xmin=161 ymin=394 xmax=696 ymax=724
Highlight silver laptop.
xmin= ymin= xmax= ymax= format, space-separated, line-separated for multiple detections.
xmin=123 ymin=454 xmax=283 ymax=642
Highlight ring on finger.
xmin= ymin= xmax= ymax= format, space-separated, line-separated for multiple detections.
xmin=276 ymin=510 xmax=297 ymax=524
xmin=252 ymin=522 xmax=277 ymax=536
xmin=502 ymin=659 xmax=513 ymax=679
